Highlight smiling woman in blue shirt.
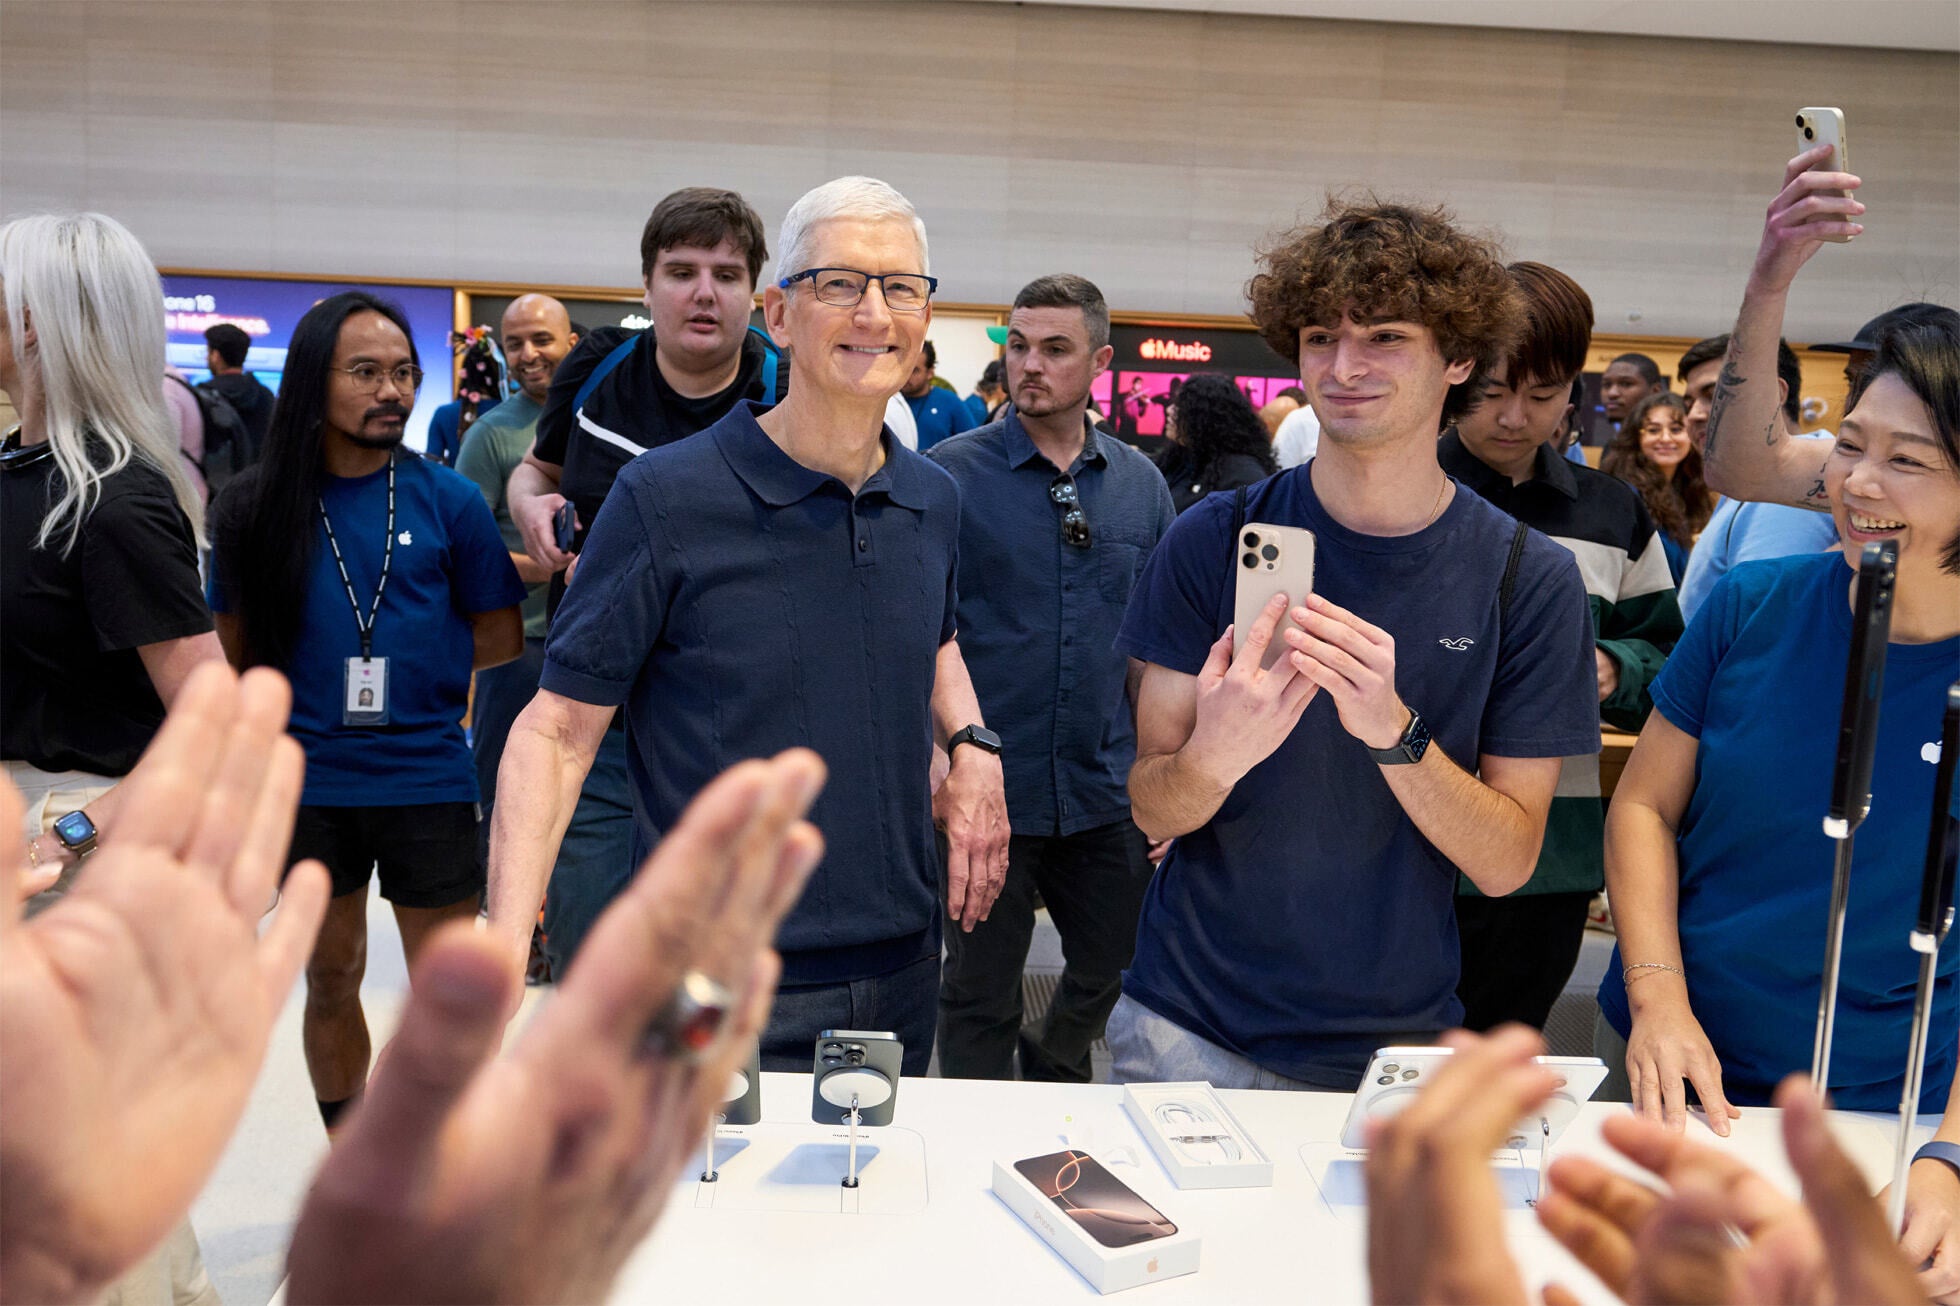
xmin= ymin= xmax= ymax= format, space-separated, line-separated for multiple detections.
xmin=1598 ymin=319 xmax=1960 ymax=1133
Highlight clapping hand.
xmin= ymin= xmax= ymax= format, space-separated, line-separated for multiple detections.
xmin=287 ymin=749 xmax=827 ymax=1305
xmin=0 ymin=664 xmax=330 ymax=1305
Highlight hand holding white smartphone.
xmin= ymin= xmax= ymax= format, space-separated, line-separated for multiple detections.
xmin=1231 ymin=523 xmax=1316 ymax=670
xmin=1796 ymin=107 xmax=1855 ymax=244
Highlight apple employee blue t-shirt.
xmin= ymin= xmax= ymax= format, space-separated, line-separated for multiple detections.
xmin=209 ymin=454 xmax=527 ymax=806
xmin=1115 ymin=465 xmax=1601 ymax=1085
xmin=1597 ymin=553 xmax=1960 ymax=1111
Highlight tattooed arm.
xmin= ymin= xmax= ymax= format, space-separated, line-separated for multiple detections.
xmin=1700 ymin=145 xmax=1864 ymax=511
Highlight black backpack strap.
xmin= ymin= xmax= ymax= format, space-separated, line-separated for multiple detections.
xmin=1498 ymin=519 xmax=1529 ymax=625
xmin=1230 ymin=485 xmax=1249 ymax=541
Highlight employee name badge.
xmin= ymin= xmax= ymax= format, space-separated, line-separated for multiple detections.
xmin=343 ymin=656 xmax=389 ymax=725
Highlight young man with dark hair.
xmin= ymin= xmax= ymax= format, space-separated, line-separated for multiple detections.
xmin=488 ymin=177 xmax=1008 ymax=1072
xmin=1440 ymin=260 xmax=1683 ymax=1031
xmin=1110 ymin=201 xmax=1599 ymax=1089
xmin=1598 ymin=351 xmax=1666 ymax=438
xmin=904 ymin=338 xmax=977 ymax=451
xmin=201 ymin=320 xmax=275 ymax=450
xmin=1675 ymin=332 xmax=1838 ymax=621
xmin=208 ymin=292 xmax=526 ymax=1128
xmin=500 ymin=186 xmax=781 ymax=976
xmin=928 ymin=273 xmax=1174 ymax=1081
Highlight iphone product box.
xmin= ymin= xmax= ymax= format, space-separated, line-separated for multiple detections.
xmin=992 ymin=1150 xmax=1200 ymax=1293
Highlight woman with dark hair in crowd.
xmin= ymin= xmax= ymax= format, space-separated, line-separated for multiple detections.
xmin=1154 ymin=371 xmax=1279 ymax=513
xmin=1599 ymin=314 xmax=1960 ymax=1163
xmin=1603 ymin=390 xmax=1712 ymax=582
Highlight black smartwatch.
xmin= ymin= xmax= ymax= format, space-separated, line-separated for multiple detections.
xmin=947 ymin=724 xmax=1002 ymax=757
xmin=1365 ymin=709 xmax=1431 ymax=766
xmin=51 ymin=809 xmax=99 ymax=858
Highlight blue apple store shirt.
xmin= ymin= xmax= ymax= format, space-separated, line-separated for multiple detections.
xmin=208 ymin=454 xmax=527 ymax=806
xmin=1114 ymin=465 xmax=1601 ymax=1084
xmin=1597 ymin=553 xmax=1960 ymax=1111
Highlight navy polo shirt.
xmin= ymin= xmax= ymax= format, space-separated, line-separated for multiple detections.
xmin=540 ymin=401 xmax=961 ymax=984
xmin=928 ymin=414 xmax=1174 ymax=835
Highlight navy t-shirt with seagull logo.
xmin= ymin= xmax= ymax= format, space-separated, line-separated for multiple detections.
xmin=1114 ymin=461 xmax=1600 ymax=1085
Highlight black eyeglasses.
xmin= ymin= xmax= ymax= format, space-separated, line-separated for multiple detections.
xmin=1049 ymin=473 xmax=1091 ymax=548
xmin=777 ymin=267 xmax=938 ymax=313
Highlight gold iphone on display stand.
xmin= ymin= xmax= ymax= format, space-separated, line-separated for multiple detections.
xmin=1232 ymin=523 xmax=1317 ymax=671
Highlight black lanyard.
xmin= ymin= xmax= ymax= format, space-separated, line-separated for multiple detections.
xmin=318 ymin=458 xmax=395 ymax=660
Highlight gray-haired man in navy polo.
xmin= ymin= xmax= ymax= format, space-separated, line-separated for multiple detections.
xmin=928 ymin=275 xmax=1175 ymax=1081
xmin=486 ymin=177 xmax=1009 ymax=1074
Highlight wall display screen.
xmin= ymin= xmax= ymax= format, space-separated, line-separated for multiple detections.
xmin=466 ymin=293 xmax=649 ymax=340
xmin=1103 ymin=324 xmax=1300 ymax=453
xmin=163 ymin=274 xmax=456 ymax=451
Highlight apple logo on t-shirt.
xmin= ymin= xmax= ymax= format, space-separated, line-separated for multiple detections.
xmin=1927 ymin=741 xmax=1945 ymax=765
xmin=398 ymin=531 xmax=414 ymax=546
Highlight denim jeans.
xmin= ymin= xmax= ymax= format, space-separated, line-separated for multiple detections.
xmin=761 ymin=952 xmax=940 ymax=1077
xmin=539 ymin=726 xmax=637 ymax=978
xmin=1105 ymin=993 xmax=1334 ymax=1090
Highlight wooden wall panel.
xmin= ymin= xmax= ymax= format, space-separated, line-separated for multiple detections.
xmin=1 ymin=0 xmax=1953 ymax=343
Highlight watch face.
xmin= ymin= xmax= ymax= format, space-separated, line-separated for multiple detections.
xmin=52 ymin=810 xmax=97 ymax=847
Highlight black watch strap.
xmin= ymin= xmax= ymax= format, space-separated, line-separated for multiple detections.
xmin=1366 ymin=709 xmax=1431 ymax=766
xmin=948 ymin=724 xmax=1002 ymax=756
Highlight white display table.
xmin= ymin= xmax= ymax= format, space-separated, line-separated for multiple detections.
xmin=612 ymin=1073 xmax=1910 ymax=1303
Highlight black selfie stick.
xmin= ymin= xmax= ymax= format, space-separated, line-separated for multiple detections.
xmin=1813 ymin=541 xmax=1898 ymax=1087
xmin=1887 ymin=681 xmax=1960 ymax=1234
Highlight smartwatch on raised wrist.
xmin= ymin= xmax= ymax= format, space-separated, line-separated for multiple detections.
xmin=947 ymin=724 xmax=1002 ymax=757
xmin=1365 ymin=709 xmax=1431 ymax=766
xmin=51 ymin=809 xmax=99 ymax=858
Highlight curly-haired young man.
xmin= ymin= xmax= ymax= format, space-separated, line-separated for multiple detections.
xmin=1109 ymin=200 xmax=1602 ymax=1089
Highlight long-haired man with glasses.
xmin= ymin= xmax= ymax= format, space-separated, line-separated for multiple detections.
xmin=926 ymin=275 xmax=1174 ymax=1081
xmin=209 ymin=291 xmax=526 ymax=1129
xmin=488 ymin=178 xmax=1008 ymax=1071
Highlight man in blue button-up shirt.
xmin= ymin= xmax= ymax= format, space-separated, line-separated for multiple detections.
xmin=928 ymin=275 xmax=1175 ymax=1081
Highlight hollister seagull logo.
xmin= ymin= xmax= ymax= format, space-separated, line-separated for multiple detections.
xmin=398 ymin=530 xmax=414 ymax=545
xmin=1438 ymin=637 xmax=1474 ymax=651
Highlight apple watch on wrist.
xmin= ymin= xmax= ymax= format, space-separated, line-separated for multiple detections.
xmin=51 ymin=809 xmax=98 ymax=859
xmin=947 ymin=724 xmax=1002 ymax=758
xmin=1365 ymin=709 xmax=1431 ymax=766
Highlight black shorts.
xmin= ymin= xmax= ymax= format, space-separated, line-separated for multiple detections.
xmin=288 ymin=802 xmax=481 ymax=908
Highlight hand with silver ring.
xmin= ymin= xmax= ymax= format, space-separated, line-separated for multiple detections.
xmin=288 ymin=748 xmax=829 ymax=1305
xmin=640 ymin=969 xmax=736 ymax=1062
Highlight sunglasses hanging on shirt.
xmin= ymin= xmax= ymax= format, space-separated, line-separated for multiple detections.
xmin=1049 ymin=473 xmax=1092 ymax=548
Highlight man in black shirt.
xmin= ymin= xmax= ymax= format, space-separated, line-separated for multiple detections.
xmin=203 ymin=322 xmax=276 ymax=449
xmin=501 ymin=186 xmax=780 ymax=977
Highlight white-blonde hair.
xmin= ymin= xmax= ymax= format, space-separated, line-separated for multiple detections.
xmin=777 ymin=176 xmax=930 ymax=280
xmin=0 ymin=212 xmax=203 ymax=554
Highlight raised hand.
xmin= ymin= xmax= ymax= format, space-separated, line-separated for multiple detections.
xmin=287 ymin=749 xmax=826 ymax=1305
xmin=1364 ymin=1026 xmax=1557 ymax=1305
xmin=0 ymin=663 xmax=330 ymax=1305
